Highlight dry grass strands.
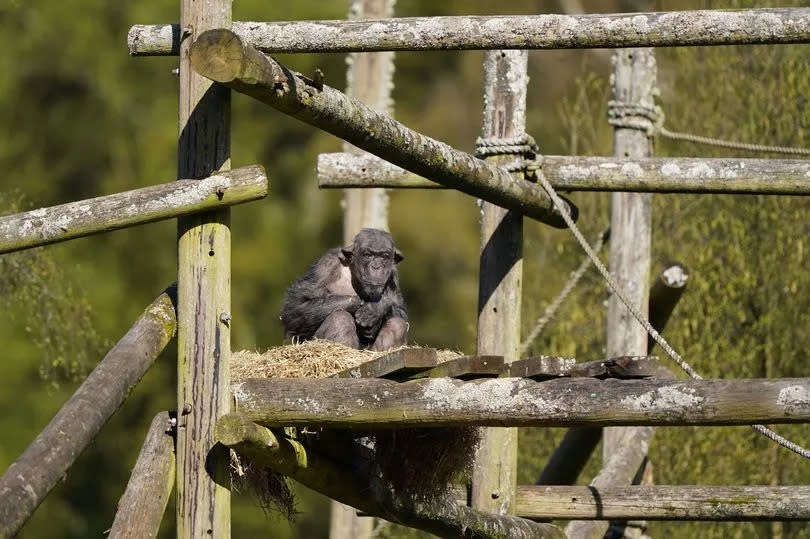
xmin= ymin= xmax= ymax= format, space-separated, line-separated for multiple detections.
xmin=231 ymin=341 xmax=473 ymax=515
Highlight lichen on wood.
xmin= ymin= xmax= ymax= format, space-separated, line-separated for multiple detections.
xmin=318 ymin=152 xmax=810 ymax=195
xmin=0 ymin=165 xmax=267 ymax=254
xmin=188 ymin=29 xmax=577 ymax=228
xmin=129 ymin=9 xmax=810 ymax=55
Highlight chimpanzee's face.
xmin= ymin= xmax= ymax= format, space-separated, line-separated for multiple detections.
xmin=342 ymin=229 xmax=403 ymax=301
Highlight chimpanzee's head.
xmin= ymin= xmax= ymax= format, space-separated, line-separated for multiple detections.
xmin=340 ymin=228 xmax=403 ymax=301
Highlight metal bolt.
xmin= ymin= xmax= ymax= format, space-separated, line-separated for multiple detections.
xmin=182 ymin=403 xmax=192 ymax=415
xmin=491 ymin=490 xmax=500 ymax=499
xmin=220 ymin=312 xmax=231 ymax=327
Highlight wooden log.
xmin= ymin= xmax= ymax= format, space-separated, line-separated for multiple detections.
xmin=188 ymin=29 xmax=577 ymax=228
xmin=109 ymin=412 xmax=176 ymax=538
xmin=0 ymin=287 xmax=177 ymax=538
xmin=175 ymin=0 xmax=232 ymax=537
xmin=232 ymin=376 xmax=810 ymax=428
xmin=0 ymin=165 xmax=267 ymax=254
xmin=515 ymin=485 xmax=810 ymax=521
xmin=317 ymin=152 xmax=810 ymax=195
xmin=129 ymin=8 xmax=810 ymax=55
xmin=216 ymin=412 xmax=562 ymax=539
xmin=332 ymin=348 xmax=439 ymax=379
xmin=648 ymin=263 xmax=689 ymax=352
xmin=471 ymin=48 xmax=527 ymax=515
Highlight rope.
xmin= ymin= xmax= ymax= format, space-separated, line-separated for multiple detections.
xmin=520 ymin=227 xmax=609 ymax=355
xmin=531 ymin=161 xmax=810 ymax=459
xmin=658 ymin=126 xmax=810 ymax=156
xmin=475 ymin=134 xmax=538 ymax=158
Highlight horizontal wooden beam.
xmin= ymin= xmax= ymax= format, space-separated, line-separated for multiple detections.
xmin=129 ymin=9 xmax=810 ymax=55
xmin=216 ymin=412 xmax=563 ymax=539
xmin=0 ymin=165 xmax=267 ymax=254
xmin=0 ymin=287 xmax=177 ymax=538
xmin=515 ymin=485 xmax=810 ymax=521
xmin=317 ymin=153 xmax=810 ymax=195
xmin=188 ymin=29 xmax=576 ymax=228
xmin=232 ymin=376 xmax=810 ymax=428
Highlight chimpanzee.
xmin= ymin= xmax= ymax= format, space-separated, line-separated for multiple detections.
xmin=280 ymin=228 xmax=408 ymax=351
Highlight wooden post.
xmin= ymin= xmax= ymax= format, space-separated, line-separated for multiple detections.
xmin=568 ymin=47 xmax=656 ymax=539
xmin=176 ymin=0 xmax=232 ymax=537
xmin=470 ymin=49 xmax=528 ymax=515
xmin=331 ymin=1 xmax=395 ymax=536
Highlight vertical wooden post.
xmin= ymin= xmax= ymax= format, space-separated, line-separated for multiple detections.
xmin=604 ymin=47 xmax=656 ymax=460
xmin=176 ymin=0 xmax=232 ymax=537
xmin=470 ymin=49 xmax=528 ymax=514
xmin=341 ymin=0 xmax=395 ymax=244
xmin=567 ymin=47 xmax=656 ymax=539
xmin=331 ymin=1 xmax=395 ymax=537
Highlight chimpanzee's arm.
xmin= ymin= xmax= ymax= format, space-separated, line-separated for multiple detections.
xmin=280 ymin=250 xmax=362 ymax=340
xmin=354 ymin=272 xmax=408 ymax=342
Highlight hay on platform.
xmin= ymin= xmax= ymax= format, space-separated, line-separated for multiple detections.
xmin=229 ymin=340 xmax=473 ymax=517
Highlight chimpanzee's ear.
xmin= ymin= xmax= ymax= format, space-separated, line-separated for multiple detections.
xmin=394 ymin=248 xmax=404 ymax=264
xmin=339 ymin=245 xmax=353 ymax=264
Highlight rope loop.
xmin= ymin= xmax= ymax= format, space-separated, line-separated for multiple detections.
xmin=475 ymin=134 xmax=545 ymax=174
xmin=607 ymin=100 xmax=664 ymax=136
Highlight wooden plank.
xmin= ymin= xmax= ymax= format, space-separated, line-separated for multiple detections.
xmin=232 ymin=376 xmax=810 ymax=428
xmin=187 ymin=29 xmax=577 ymax=228
xmin=0 ymin=288 xmax=177 ymax=537
xmin=130 ymin=9 xmax=810 ymax=55
xmin=508 ymin=356 xmax=664 ymax=380
xmin=318 ymin=152 xmax=810 ymax=195
xmin=515 ymin=485 xmax=810 ymax=521
xmin=332 ymin=347 xmax=439 ymax=379
xmin=0 ymin=165 xmax=267 ymax=254
xmin=175 ymin=0 xmax=232 ymax=537
xmin=109 ymin=412 xmax=176 ymax=538
xmin=412 ymin=355 xmax=505 ymax=380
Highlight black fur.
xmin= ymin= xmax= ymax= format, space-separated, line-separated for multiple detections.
xmin=280 ymin=229 xmax=407 ymax=350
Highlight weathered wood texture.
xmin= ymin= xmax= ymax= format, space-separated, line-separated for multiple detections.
xmin=231 ymin=376 xmax=810 ymax=428
xmin=317 ymin=152 xmax=810 ymax=195
xmin=573 ymin=47 xmax=656 ymax=539
xmin=472 ymin=49 xmax=527 ymax=514
xmin=341 ymin=0 xmax=395 ymax=246
xmin=175 ymin=0 xmax=232 ymax=537
xmin=0 ymin=165 xmax=267 ymax=255
xmin=415 ymin=355 xmax=505 ymax=380
xmin=129 ymin=8 xmax=810 ymax=55
xmin=109 ymin=412 xmax=176 ymax=539
xmin=188 ymin=30 xmax=576 ymax=227
xmin=509 ymin=355 xmax=666 ymax=380
xmin=332 ymin=348 xmax=438 ymax=379
xmin=0 ymin=288 xmax=177 ymax=538
xmin=216 ymin=413 xmax=563 ymax=539
xmin=515 ymin=485 xmax=810 ymax=521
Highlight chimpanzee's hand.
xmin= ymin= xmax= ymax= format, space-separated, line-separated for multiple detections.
xmin=345 ymin=295 xmax=364 ymax=314
xmin=354 ymin=301 xmax=386 ymax=340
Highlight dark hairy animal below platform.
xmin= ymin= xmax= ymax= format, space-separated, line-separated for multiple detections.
xmin=280 ymin=228 xmax=408 ymax=351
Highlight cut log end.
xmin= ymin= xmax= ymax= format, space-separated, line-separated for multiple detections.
xmin=190 ymin=29 xmax=246 ymax=83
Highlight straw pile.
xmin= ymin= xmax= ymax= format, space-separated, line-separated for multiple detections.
xmin=230 ymin=340 xmax=478 ymax=518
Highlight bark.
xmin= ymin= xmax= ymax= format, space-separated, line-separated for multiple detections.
xmin=231 ymin=376 xmax=810 ymax=428
xmin=317 ymin=152 xmax=810 ymax=195
xmin=130 ymin=9 xmax=810 ymax=55
xmin=188 ymin=29 xmax=577 ymax=228
xmin=0 ymin=165 xmax=266 ymax=254
xmin=109 ymin=412 xmax=176 ymax=539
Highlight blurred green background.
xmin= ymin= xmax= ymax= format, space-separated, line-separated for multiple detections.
xmin=2 ymin=0 xmax=809 ymax=537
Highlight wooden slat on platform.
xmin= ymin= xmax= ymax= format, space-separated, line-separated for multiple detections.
xmin=412 ymin=355 xmax=505 ymax=380
xmin=332 ymin=348 xmax=439 ymax=380
xmin=509 ymin=355 xmax=665 ymax=380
